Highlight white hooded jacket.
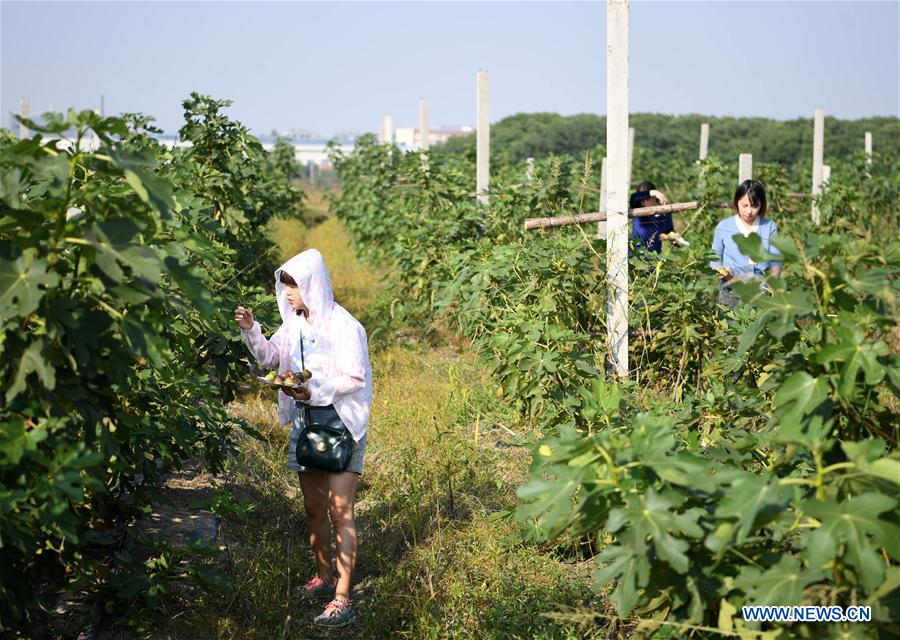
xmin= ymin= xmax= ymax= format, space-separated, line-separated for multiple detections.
xmin=240 ymin=249 xmax=372 ymax=441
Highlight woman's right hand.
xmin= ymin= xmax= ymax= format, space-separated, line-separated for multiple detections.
xmin=235 ymin=306 xmax=254 ymax=331
xmin=282 ymin=384 xmax=311 ymax=402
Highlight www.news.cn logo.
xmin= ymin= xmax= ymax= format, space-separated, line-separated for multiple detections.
xmin=742 ymin=605 xmax=872 ymax=623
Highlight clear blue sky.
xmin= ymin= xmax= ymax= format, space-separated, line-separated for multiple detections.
xmin=2 ymin=1 xmax=898 ymax=137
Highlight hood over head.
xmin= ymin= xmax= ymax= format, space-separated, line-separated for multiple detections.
xmin=274 ymin=249 xmax=335 ymax=327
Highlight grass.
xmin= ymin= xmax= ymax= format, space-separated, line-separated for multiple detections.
xmin=168 ymin=192 xmax=604 ymax=638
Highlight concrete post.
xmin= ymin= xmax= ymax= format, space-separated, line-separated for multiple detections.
xmin=19 ymin=97 xmax=29 ymax=139
xmin=419 ymin=99 xmax=430 ymax=150
xmin=476 ymin=70 xmax=490 ymax=206
xmin=822 ymin=164 xmax=831 ymax=186
xmin=90 ymin=108 xmax=101 ymax=151
xmin=380 ymin=114 xmax=393 ymax=144
xmin=738 ymin=154 xmax=752 ymax=183
xmin=699 ymin=122 xmax=709 ymax=160
xmin=865 ymin=131 xmax=872 ymax=170
xmin=625 ymin=125 xmax=635 ymax=193
xmin=525 ymin=157 xmax=535 ymax=184
xmin=597 ymin=156 xmax=607 ymax=238
xmin=606 ymin=0 xmax=629 ymax=378
xmin=811 ymin=107 xmax=825 ymax=224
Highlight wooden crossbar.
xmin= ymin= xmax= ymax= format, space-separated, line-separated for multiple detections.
xmin=524 ymin=201 xmax=698 ymax=231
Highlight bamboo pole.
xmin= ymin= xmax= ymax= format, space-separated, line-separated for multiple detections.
xmin=525 ymin=201 xmax=697 ymax=231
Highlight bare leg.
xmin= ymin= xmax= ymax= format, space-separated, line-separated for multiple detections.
xmin=328 ymin=472 xmax=359 ymax=602
xmin=298 ymin=471 xmax=333 ymax=580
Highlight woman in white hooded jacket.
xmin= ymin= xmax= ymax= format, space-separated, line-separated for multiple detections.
xmin=234 ymin=249 xmax=371 ymax=628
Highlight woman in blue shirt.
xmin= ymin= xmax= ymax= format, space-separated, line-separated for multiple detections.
xmin=710 ymin=179 xmax=783 ymax=308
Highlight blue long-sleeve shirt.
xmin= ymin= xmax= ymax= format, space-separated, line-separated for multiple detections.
xmin=632 ymin=213 xmax=674 ymax=253
xmin=710 ymin=216 xmax=782 ymax=279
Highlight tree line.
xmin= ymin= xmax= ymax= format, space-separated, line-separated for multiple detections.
xmin=437 ymin=111 xmax=900 ymax=168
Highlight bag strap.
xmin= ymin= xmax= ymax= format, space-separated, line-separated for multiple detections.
xmin=297 ymin=327 xmax=311 ymax=412
xmin=299 ymin=324 xmax=305 ymax=370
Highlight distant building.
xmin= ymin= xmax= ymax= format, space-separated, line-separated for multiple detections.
xmin=269 ymin=128 xmax=322 ymax=140
xmin=153 ymin=134 xmax=356 ymax=169
xmin=258 ymin=136 xmax=356 ymax=170
xmin=393 ymin=126 xmax=474 ymax=149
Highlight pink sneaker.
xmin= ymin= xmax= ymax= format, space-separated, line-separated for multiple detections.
xmin=301 ymin=574 xmax=337 ymax=599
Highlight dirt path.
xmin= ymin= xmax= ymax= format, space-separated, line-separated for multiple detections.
xmin=154 ymin=205 xmax=601 ymax=639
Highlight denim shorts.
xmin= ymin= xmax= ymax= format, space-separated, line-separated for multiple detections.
xmin=718 ymin=283 xmax=740 ymax=309
xmin=287 ymin=415 xmax=366 ymax=475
